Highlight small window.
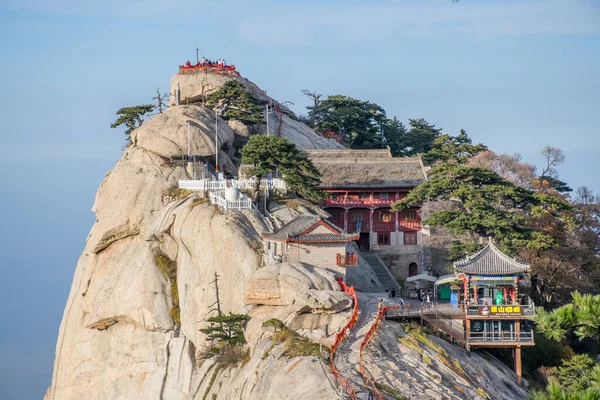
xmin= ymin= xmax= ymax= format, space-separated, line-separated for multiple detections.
xmin=351 ymin=212 xmax=364 ymax=222
xmin=403 ymin=210 xmax=417 ymax=221
xmin=378 ymin=233 xmax=390 ymax=245
xmin=404 ymin=232 xmax=417 ymax=245
xmin=379 ymin=192 xmax=389 ymax=200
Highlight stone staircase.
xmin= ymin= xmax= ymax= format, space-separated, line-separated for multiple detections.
xmin=359 ymin=251 xmax=402 ymax=293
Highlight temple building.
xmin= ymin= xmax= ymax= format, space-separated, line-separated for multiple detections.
xmin=427 ymin=240 xmax=535 ymax=383
xmin=304 ymin=149 xmax=430 ymax=282
xmin=261 ymin=215 xmax=359 ymax=278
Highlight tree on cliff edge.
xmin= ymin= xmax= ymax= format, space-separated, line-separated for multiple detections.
xmin=241 ymin=135 xmax=323 ymax=201
xmin=110 ymin=104 xmax=155 ymax=140
xmin=205 ymin=80 xmax=263 ymax=125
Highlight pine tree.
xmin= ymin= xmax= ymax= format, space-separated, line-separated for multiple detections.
xmin=205 ymin=80 xmax=263 ymax=125
xmin=200 ymin=313 xmax=249 ymax=348
xmin=391 ymin=163 xmax=571 ymax=260
xmin=241 ymin=135 xmax=323 ymax=201
xmin=110 ymin=104 xmax=154 ymax=140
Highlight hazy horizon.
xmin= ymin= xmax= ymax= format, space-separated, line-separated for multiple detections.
xmin=1 ymin=1 xmax=599 ymax=398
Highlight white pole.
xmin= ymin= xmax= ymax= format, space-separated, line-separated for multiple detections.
xmin=187 ymin=120 xmax=190 ymax=159
xmin=215 ymin=109 xmax=219 ymax=180
xmin=266 ymin=104 xmax=269 ymax=135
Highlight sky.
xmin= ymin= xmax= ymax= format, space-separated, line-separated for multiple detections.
xmin=0 ymin=0 xmax=599 ymax=398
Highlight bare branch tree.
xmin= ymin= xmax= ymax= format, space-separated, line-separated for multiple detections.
xmin=153 ymin=87 xmax=170 ymax=113
xmin=540 ymin=146 xmax=566 ymax=179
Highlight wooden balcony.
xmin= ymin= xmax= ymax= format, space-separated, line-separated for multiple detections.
xmin=323 ymin=197 xmax=396 ymax=207
xmin=468 ymin=332 xmax=535 ymax=347
xmin=399 ymin=220 xmax=421 ymax=230
xmin=337 ymin=253 xmax=358 ymax=266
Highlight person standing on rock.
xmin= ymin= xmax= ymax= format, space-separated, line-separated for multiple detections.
xmin=368 ymin=392 xmax=373 ymax=400
xmin=377 ymin=299 xmax=383 ymax=309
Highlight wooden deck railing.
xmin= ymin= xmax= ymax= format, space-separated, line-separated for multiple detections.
xmin=336 ymin=253 xmax=358 ymax=266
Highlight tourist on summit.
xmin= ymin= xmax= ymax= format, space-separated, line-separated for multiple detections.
xmin=377 ymin=299 xmax=383 ymax=309
xmin=201 ymin=56 xmax=207 ymax=65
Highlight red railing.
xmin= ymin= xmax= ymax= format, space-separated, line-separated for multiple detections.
xmin=178 ymin=61 xmax=240 ymax=76
xmin=399 ymin=220 xmax=421 ymax=230
xmin=337 ymin=253 xmax=358 ymax=266
xmin=373 ymin=221 xmax=395 ymax=231
xmin=358 ymin=304 xmax=402 ymax=400
xmin=324 ymin=198 xmax=397 ymax=207
xmin=331 ymin=277 xmax=360 ymax=400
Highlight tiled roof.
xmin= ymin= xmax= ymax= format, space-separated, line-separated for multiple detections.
xmin=454 ymin=242 xmax=530 ymax=276
xmin=303 ymin=149 xmax=427 ymax=189
xmin=261 ymin=215 xmax=357 ymax=242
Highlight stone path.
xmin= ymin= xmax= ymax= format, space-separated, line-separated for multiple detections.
xmin=334 ymin=292 xmax=388 ymax=400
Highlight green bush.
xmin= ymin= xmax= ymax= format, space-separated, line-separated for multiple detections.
xmin=154 ymin=251 xmax=180 ymax=324
xmin=271 ymin=326 xmax=325 ymax=358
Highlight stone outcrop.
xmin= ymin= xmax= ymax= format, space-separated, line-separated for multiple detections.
xmin=168 ymin=70 xmax=344 ymax=150
xmin=47 ymin=69 xmax=526 ymax=400
xmin=46 ymin=72 xmax=348 ymax=400
xmin=244 ymin=262 xmax=352 ymax=313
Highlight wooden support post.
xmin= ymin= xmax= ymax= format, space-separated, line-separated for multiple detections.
xmin=465 ymin=319 xmax=471 ymax=351
xmin=514 ymin=347 xmax=522 ymax=384
xmin=344 ymin=208 xmax=348 ymax=232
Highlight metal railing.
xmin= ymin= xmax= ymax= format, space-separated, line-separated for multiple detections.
xmin=208 ymin=191 xmax=253 ymax=211
xmin=468 ymin=331 xmax=534 ymax=344
xmin=179 ymin=178 xmax=286 ymax=191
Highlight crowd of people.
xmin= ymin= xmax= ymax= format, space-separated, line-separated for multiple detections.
xmin=200 ymin=57 xmax=226 ymax=67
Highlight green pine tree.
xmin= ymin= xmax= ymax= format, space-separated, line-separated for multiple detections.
xmin=110 ymin=104 xmax=155 ymax=140
xmin=391 ymin=163 xmax=571 ymax=260
xmin=241 ymin=135 xmax=323 ymax=201
xmin=205 ymin=80 xmax=263 ymax=125
xmin=200 ymin=313 xmax=249 ymax=348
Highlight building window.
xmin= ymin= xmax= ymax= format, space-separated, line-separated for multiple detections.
xmin=379 ymin=192 xmax=389 ymax=200
xmin=376 ymin=211 xmax=392 ymax=222
xmin=403 ymin=209 xmax=417 ymax=220
xmin=404 ymin=232 xmax=417 ymax=245
xmin=351 ymin=212 xmax=364 ymax=222
xmin=330 ymin=211 xmax=340 ymax=220
xmin=378 ymin=233 xmax=390 ymax=246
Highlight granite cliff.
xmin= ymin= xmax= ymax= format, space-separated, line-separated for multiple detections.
xmin=46 ymin=70 xmax=527 ymax=400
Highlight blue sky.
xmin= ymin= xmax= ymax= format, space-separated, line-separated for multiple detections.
xmin=0 ymin=1 xmax=599 ymax=398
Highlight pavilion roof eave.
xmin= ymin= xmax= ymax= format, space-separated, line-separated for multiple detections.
xmin=453 ymin=242 xmax=530 ymax=276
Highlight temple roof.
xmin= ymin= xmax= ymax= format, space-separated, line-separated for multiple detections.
xmin=303 ymin=149 xmax=428 ymax=189
xmin=261 ymin=215 xmax=359 ymax=243
xmin=453 ymin=242 xmax=530 ymax=276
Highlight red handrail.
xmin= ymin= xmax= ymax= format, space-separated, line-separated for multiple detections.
xmin=331 ymin=277 xmax=360 ymax=400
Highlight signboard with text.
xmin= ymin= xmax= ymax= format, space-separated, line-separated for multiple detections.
xmin=478 ymin=305 xmax=524 ymax=317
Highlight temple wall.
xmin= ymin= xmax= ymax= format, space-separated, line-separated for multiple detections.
xmin=286 ymin=242 xmax=347 ymax=277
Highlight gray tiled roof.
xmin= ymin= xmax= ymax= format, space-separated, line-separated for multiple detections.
xmin=454 ymin=243 xmax=530 ymax=276
xmin=262 ymin=215 xmax=357 ymax=242
xmin=303 ymin=149 xmax=427 ymax=189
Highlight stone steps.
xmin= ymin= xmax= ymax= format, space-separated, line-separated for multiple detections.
xmin=359 ymin=252 xmax=402 ymax=293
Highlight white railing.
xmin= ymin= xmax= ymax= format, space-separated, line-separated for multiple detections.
xmin=179 ymin=178 xmax=286 ymax=191
xmin=208 ymin=191 xmax=253 ymax=211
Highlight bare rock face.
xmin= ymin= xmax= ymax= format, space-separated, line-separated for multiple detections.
xmin=46 ymin=90 xmax=344 ymax=399
xmin=244 ymin=263 xmax=352 ymax=313
xmin=168 ymin=70 xmax=344 ymax=151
